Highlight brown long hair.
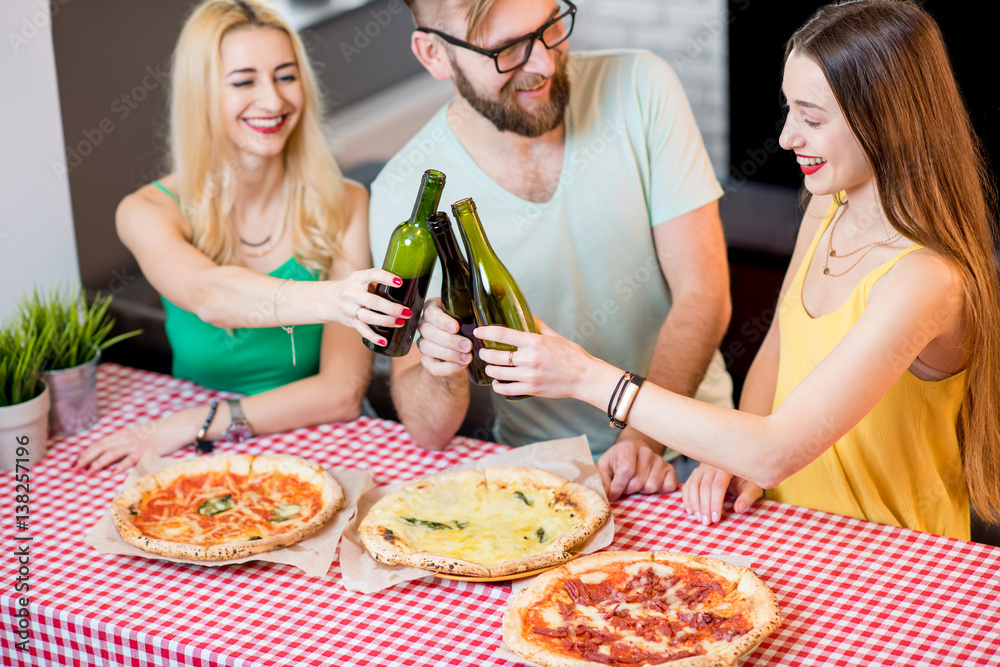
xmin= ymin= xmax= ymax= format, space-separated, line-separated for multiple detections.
xmin=788 ymin=0 xmax=1000 ymax=518
xmin=170 ymin=0 xmax=346 ymax=276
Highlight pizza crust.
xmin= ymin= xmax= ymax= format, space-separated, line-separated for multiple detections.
xmin=359 ymin=467 xmax=610 ymax=577
xmin=110 ymin=454 xmax=344 ymax=562
xmin=503 ymin=551 xmax=780 ymax=667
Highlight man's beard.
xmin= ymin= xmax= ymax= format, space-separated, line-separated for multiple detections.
xmin=451 ymin=51 xmax=571 ymax=138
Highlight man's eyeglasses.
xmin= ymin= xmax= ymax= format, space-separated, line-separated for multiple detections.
xmin=416 ymin=1 xmax=576 ymax=74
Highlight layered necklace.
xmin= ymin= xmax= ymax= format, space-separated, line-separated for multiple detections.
xmin=237 ymin=200 xmax=288 ymax=258
xmin=823 ymin=203 xmax=903 ymax=277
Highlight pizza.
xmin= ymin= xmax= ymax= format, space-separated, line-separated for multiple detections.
xmin=111 ymin=453 xmax=344 ymax=561
xmin=358 ymin=467 xmax=610 ymax=577
xmin=503 ymin=551 xmax=780 ymax=666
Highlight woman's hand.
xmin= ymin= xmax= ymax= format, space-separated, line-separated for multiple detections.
xmin=474 ymin=318 xmax=609 ymax=402
xmin=681 ymin=464 xmax=764 ymax=524
xmin=73 ymin=408 xmax=205 ymax=473
xmin=334 ymin=268 xmax=411 ymax=346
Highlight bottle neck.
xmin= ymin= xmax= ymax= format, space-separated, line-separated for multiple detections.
xmin=429 ymin=223 xmax=469 ymax=279
xmin=409 ymin=175 xmax=445 ymax=227
xmin=453 ymin=204 xmax=494 ymax=264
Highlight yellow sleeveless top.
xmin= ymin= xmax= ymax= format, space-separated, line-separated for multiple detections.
xmin=766 ymin=200 xmax=970 ymax=539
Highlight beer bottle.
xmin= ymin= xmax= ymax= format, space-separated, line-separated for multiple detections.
xmin=365 ymin=169 xmax=445 ymax=356
xmin=426 ymin=211 xmax=491 ymax=385
xmin=452 ymin=197 xmax=538 ymax=400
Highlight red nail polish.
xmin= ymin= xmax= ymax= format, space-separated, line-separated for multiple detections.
xmin=393 ymin=278 xmax=403 ymax=286
xmin=379 ymin=339 xmax=387 ymax=346
xmin=395 ymin=318 xmax=405 ymax=325
xmin=401 ymin=308 xmax=413 ymax=317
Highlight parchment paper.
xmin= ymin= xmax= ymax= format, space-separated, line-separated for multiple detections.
xmin=85 ymin=449 xmax=374 ymax=578
xmin=339 ymin=435 xmax=615 ymax=593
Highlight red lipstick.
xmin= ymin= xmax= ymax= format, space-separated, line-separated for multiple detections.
xmin=796 ymin=154 xmax=826 ymax=176
xmin=243 ymin=115 xmax=288 ymax=134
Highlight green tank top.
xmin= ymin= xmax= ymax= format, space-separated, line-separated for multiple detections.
xmin=153 ymin=180 xmax=323 ymax=395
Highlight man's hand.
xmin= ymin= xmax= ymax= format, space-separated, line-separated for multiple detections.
xmin=681 ymin=464 xmax=763 ymax=525
xmin=597 ymin=440 xmax=678 ymax=501
xmin=416 ymin=298 xmax=473 ymax=377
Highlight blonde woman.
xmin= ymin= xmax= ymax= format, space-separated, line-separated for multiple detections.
xmin=473 ymin=0 xmax=1000 ymax=540
xmin=77 ymin=0 xmax=407 ymax=472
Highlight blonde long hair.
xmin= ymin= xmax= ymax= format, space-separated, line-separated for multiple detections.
xmin=789 ymin=0 xmax=1000 ymax=518
xmin=169 ymin=0 xmax=345 ymax=276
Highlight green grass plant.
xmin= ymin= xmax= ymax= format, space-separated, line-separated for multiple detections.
xmin=17 ymin=286 xmax=142 ymax=371
xmin=0 ymin=323 xmax=45 ymax=407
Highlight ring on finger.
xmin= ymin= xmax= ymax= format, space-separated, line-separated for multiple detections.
xmin=355 ymin=306 xmax=364 ymax=320
xmin=507 ymin=350 xmax=515 ymax=367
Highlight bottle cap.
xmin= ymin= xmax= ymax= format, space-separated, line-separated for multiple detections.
xmin=451 ymin=197 xmax=477 ymax=215
xmin=426 ymin=211 xmax=451 ymax=232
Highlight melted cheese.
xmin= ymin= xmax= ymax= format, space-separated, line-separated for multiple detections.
xmin=367 ymin=479 xmax=584 ymax=566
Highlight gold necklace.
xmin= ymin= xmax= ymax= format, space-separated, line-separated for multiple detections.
xmin=823 ymin=205 xmax=902 ymax=277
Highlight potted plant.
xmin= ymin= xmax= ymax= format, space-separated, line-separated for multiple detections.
xmin=0 ymin=322 xmax=50 ymax=470
xmin=18 ymin=286 xmax=141 ymax=437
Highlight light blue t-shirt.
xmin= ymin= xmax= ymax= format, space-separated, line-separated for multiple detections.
xmin=370 ymin=50 xmax=732 ymax=456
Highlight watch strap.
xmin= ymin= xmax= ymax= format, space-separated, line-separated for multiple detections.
xmin=223 ymin=398 xmax=253 ymax=442
xmin=226 ymin=398 xmax=246 ymax=423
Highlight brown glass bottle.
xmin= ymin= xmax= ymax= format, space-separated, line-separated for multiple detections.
xmin=452 ymin=197 xmax=538 ymax=400
xmin=365 ymin=170 xmax=445 ymax=356
xmin=426 ymin=211 xmax=491 ymax=385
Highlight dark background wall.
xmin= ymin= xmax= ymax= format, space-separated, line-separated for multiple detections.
xmin=728 ymin=0 xmax=998 ymax=189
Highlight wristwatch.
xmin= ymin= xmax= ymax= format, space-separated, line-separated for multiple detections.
xmin=222 ymin=398 xmax=254 ymax=442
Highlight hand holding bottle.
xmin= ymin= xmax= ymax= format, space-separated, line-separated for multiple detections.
xmin=365 ymin=169 xmax=445 ymax=356
xmin=334 ymin=267 xmax=412 ymax=347
xmin=415 ymin=298 xmax=476 ymax=377
xmin=426 ymin=211 xmax=491 ymax=384
xmin=474 ymin=318 xmax=620 ymax=405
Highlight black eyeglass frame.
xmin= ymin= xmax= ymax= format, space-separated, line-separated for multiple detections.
xmin=416 ymin=0 xmax=577 ymax=74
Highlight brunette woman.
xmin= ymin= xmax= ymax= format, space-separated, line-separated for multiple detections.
xmin=474 ymin=0 xmax=1000 ymax=540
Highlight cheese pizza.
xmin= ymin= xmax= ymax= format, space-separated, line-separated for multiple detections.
xmin=504 ymin=551 xmax=780 ymax=666
xmin=111 ymin=453 xmax=344 ymax=561
xmin=359 ymin=467 xmax=610 ymax=577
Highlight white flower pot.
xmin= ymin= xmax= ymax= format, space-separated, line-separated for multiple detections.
xmin=0 ymin=383 xmax=50 ymax=471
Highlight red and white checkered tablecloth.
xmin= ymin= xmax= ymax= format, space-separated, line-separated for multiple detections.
xmin=2 ymin=363 xmax=998 ymax=666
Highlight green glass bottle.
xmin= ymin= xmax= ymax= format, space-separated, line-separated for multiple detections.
xmin=426 ymin=211 xmax=491 ymax=385
xmin=365 ymin=169 xmax=445 ymax=356
xmin=452 ymin=197 xmax=538 ymax=400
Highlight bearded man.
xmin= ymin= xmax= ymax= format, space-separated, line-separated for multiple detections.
xmin=368 ymin=0 xmax=733 ymax=500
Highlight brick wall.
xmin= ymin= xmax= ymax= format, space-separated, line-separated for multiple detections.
xmin=572 ymin=0 xmax=729 ymax=178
